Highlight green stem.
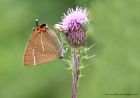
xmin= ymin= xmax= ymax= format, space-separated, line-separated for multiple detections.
xmin=72 ymin=48 xmax=80 ymax=98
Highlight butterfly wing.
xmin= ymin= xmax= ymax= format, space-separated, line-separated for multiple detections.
xmin=24 ymin=29 xmax=61 ymax=66
xmin=24 ymin=30 xmax=37 ymax=66
xmin=34 ymin=29 xmax=61 ymax=65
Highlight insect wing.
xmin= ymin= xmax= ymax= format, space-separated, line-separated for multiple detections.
xmin=24 ymin=29 xmax=61 ymax=66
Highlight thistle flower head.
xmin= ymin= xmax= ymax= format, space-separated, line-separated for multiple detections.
xmin=60 ymin=7 xmax=88 ymax=31
xmin=56 ymin=7 xmax=89 ymax=47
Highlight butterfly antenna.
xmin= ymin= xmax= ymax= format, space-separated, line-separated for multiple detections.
xmin=35 ymin=19 xmax=39 ymax=27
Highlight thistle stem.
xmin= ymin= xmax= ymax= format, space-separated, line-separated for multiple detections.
xmin=72 ymin=48 xmax=80 ymax=98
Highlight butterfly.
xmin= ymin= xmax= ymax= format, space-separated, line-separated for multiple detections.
xmin=24 ymin=19 xmax=64 ymax=66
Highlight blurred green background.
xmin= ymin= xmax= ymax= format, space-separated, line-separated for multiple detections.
xmin=0 ymin=0 xmax=140 ymax=98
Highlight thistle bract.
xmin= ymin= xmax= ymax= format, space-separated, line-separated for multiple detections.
xmin=59 ymin=7 xmax=88 ymax=47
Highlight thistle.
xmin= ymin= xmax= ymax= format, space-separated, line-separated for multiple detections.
xmin=54 ymin=7 xmax=89 ymax=98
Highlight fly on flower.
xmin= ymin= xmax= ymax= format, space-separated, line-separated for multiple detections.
xmin=24 ymin=19 xmax=64 ymax=66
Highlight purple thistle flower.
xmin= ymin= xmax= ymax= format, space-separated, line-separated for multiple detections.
xmin=54 ymin=7 xmax=90 ymax=98
xmin=59 ymin=7 xmax=89 ymax=47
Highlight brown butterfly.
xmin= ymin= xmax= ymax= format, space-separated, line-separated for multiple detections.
xmin=24 ymin=19 xmax=63 ymax=66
